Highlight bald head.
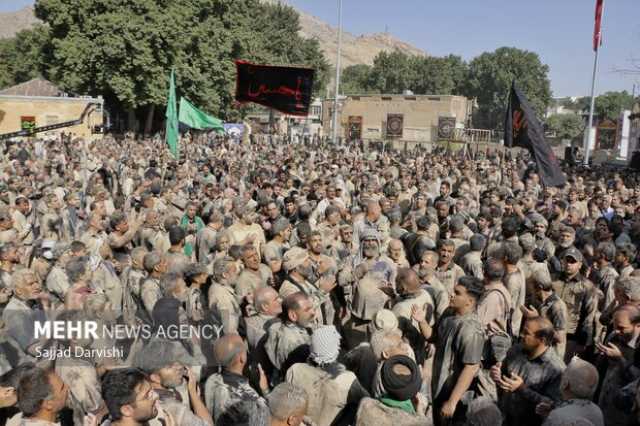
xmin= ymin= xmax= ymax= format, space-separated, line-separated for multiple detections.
xmin=561 ymin=358 xmax=599 ymax=400
xmin=396 ymin=267 xmax=421 ymax=295
xmin=254 ymin=286 xmax=281 ymax=316
xmin=213 ymin=334 xmax=247 ymax=369
xmin=389 ymin=239 xmax=403 ymax=250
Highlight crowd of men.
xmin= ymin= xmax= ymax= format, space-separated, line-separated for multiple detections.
xmin=0 ymin=132 xmax=640 ymax=426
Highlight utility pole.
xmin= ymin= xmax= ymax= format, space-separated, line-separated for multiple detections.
xmin=331 ymin=0 xmax=343 ymax=145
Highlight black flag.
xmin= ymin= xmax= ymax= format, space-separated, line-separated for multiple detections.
xmin=504 ymin=81 xmax=566 ymax=187
xmin=235 ymin=60 xmax=315 ymax=116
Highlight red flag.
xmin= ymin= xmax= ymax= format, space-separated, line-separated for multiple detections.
xmin=593 ymin=0 xmax=604 ymax=51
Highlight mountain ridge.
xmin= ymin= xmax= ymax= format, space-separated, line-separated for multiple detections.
xmin=0 ymin=3 xmax=427 ymax=67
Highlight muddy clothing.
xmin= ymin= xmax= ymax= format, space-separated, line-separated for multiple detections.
xmin=265 ymin=322 xmax=311 ymax=372
xmin=356 ymin=397 xmax=431 ymax=426
xmin=543 ymin=399 xmax=603 ymax=426
xmin=235 ymin=265 xmax=273 ymax=302
xmin=208 ymin=283 xmax=241 ymax=335
xmin=552 ymin=274 xmax=597 ymax=346
xmin=204 ymin=371 xmax=269 ymax=426
xmin=459 ymin=250 xmax=484 ymax=280
xmin=435 ymin=262 xmax=465 ymax=297
xmin=286 ymin=362 xmax=369 ymax=426
xmin=504 ymin=268 xmax=526 ymax=336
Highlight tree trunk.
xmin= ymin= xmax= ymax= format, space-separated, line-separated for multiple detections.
xmin=127 ymin=108 xmax=137 ymax=133
xmin=144 ymin=104 xmax=156 ymax=136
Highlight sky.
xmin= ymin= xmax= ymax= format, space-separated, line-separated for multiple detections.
xmin=285 ymin=0 xmax=639 ymax=98
xmin=2 ymin=0 xmax=638 ymax=98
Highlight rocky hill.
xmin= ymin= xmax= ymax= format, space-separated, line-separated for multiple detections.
xmin=1 ymin=2 xmax=426 ymax=67
xmin=0 ymin=6 xmax=39 ymax=39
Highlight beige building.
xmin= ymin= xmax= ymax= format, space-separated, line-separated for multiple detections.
xmin=0 ymin=79 xmax=104 ymax=141
xmin=322 ymin=94 xmax=472 ymax=146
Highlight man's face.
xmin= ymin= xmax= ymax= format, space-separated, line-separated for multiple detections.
xmin=559 ymin=231 xmax=574 ymax=248
xmin=340 ymin=227 xmax=353 ymax=243
xmin=186 ymin=205 xmax=197 ymax=219
xmin=16 ymin=275 xmax=42 ymax=301
xmin=613 ymin=311 xmax=640 ymax=344
xmin=437 ymin=203 xmax=449 ymax=219
xmin=420 ymin=253 xmax=437 ymax=270
xmin=267 ymin=203 xmax=279 ymax=220
xmin=158 ymin=362 xmax=185 ymax=389
xmin=449 ymin=285 xmax=471 ymax=313
xmin=242 ymin=212 xmax=255 ymax=225
xmin=293 ymin=298 xmax=316 ymax=327
xmin=243 ymin=249 xmax=260 ymax=270
xmin=262 ymin=289 xmax=283 ymax=316
xmin=308 ymin=234 xmax=323 ymax=255
xmin=562 ymin=256 xmax=582 ymax=276
xmin=47 ymin=372 xmax=69 ymax=413
xmin=17 ymin=200 xmax=30 ymax=215
xmin=362 ymin=239 xmax=378 ymax=259
xmin=520 ymin=321 xmax=541 ymax=354
xmin=285 ymin=202 xmax=296 ymax=215
xmin=439 ymin=245 xmax=454 ymax=265
xmin=388 ymin=243 xmax=403 ymax=262
xmin=440 ymin=183 xmax=450 ymax=197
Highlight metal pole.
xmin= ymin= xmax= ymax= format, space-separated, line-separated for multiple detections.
xmin=584 ymin=0 xmax=604 ymax=165
xmin=332 ymin=0 xmax=343 ymax=145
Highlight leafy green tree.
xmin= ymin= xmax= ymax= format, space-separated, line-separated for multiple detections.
xmin=34 ymin=0 xmax=329 ymax=131
xmin=464 ymin=47 xmax=552 ymax=130
xmin=411 ymin=54 xmax=468 ymax=95
xmin=545 ymin=113 xmax=584 ymax=140
xmin=576 ymin=91 xmax=635 ymax=121
xmin=0 ymin=24 xmax=51 ymax=90
xmin=368 ymin=50 xmax=418 ymax=94
xmin=252 ymin=3 xmax=330 ymax=97
xmin=341 ymin=64 xmax=373 ymax=94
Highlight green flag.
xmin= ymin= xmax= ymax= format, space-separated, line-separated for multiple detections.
xmin=165 ymin=69 xmax=179 ymax=158
xmin=178 ymin=98 xmax=224 ymax=131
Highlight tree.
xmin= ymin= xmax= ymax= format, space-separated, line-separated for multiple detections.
xmin=0 ymin=24 xmax=51 ymax=90
xmin=576 ymin=91 xmax=636 ymax=122
xmin=252 ymin=3 xmax=330 ymax=98
xmin=34 ymin=0 xmax=329 ymax=131
xmin=341 ymin=64 xmax=372 ymax=95
xmin=368 ymin=50 xmax=418 ymax=94
xmin=411 ymin=54 xmax=468 ymax=95
xmin=546 ymin=113 xmax=584 ymax=140
xmin=464 ymin=47 xmax=552 ymax=130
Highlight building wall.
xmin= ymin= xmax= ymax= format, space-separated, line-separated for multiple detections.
xmin=0 ymin=96 xmax=103 ymax=140
xmin=322 ymin=95 xmax=472 ymax=144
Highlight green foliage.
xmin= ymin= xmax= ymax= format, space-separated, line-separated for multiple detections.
xmin=411 ymin=54 xmax=468 ymax=95
xmin=32 ymin=0 xmax=328 ymax=124
xmin=545 ymin=113 xmax=584 ymax=140
xmin=252 ymin=3 xmax=330 ymax=97
xmin=576 ymin=91 xmax=635 ymax=122
xmin=464 ymin=47 xmax=552 ymax=130
xmin=340 ymin=64 xmax=373 ymax=95
xmin=0 ymin=24 xmax=51 ymax=89
xmin=340 ymin=51 xmax=468 ymax=97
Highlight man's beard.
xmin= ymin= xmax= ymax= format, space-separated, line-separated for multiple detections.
xmin=363 ymin=246 xmax=378 ymax=259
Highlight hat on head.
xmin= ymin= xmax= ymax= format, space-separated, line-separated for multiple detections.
xmin=310 ymin=325 xmax=341 ymax=366
xmin=282 ymin=247 xmax=309 ymax=272
xmin=563 ymin=247 xmax=584 ymax=263
xmin=360 ymin=228 xmax=380 ymax=242
xmin=374 ymin=309 xmax=399 ymax=332
xmin=380 ymin=355 xmax=422 ymax=401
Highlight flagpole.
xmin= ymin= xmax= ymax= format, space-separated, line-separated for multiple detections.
xmin=583 ymin=47 xmax=601 ymax=166
xmin=331 ymin=0 xmax=343 ymax=145
xmin=584 ymin=0 xmax=604 ymax=166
